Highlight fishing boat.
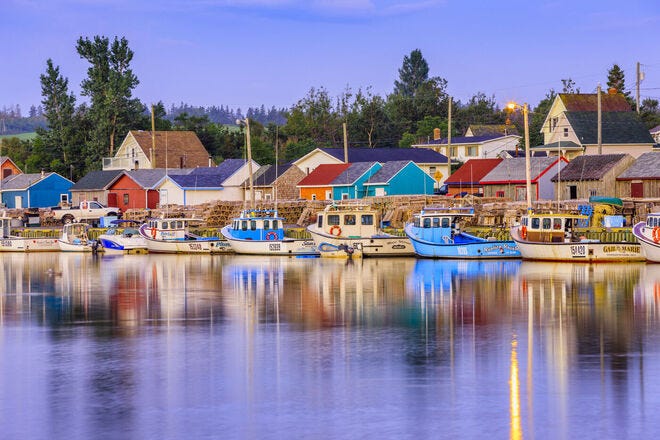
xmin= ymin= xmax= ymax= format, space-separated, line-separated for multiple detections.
xmin=404 ymin=206 xmax=520 ymax=259
xmin=139 ymin=217 xmax=232 ymax=254
xmin=511 ymin=208 xmax=644 ymax=262
xmin=306 ymin=203 xmax=414 ymax=257
xmin=220 ymin=209 xmax=319 ymax=256
xmin=58 ymin=222 xmax=97 ymax=252
xmin=97 ymin=219 xmax=147 ymax=254
xmin=632 ymin=212 xmax=660 ymax=262
xmin=0 ymin=215 xmax=60 ymax=252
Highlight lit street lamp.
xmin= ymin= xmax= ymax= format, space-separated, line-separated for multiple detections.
xmin=507 ymin=102 xmax=531 ymax=210
xmin=236 ymin=117 xmax=255 ymax=209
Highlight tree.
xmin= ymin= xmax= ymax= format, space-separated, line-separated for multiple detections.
xmin=640 ymin=98 xmax=660 ymax=129
xmin=607 ymin=64 xmax=630 ymax=96
xmin=561 ymin=78 xmax=580 ymax=94
xmin=76 ymin=35 xmax=144 ymax=160
xmin=394 ymin=49 xmax=430 ymax=98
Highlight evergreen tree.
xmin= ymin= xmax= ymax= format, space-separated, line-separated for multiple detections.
xmin=394 ymin=49 xmax=429 ymax=98
xmin=607 ymin=64 xmax=630 ymax=97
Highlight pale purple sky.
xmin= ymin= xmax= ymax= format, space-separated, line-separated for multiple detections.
xmin=3 ymin=0 xmax=659 ymax=114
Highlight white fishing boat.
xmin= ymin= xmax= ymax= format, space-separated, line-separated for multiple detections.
xmin=0 ymin=215 xmax=60 ymax=252
xmin=139 ymin=218 xmax=232 ymax=254
xmin=97 ymin=219 xmax=147 ymax=254
xmin=58 ymin=222 xmax=96 ymax=252
xmin=220 ymin=209 xmax=319 ymax=256
xmin=632 ymin=212 xmax=660 ymax=262
xmin=511 ymin=210 xmax=643 ymax=262
xmin=306 ymin=203 xmax=414 ymax=257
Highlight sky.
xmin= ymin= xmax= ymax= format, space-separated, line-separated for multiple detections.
xmin=2 ymin=0 xmax=660 ymax=115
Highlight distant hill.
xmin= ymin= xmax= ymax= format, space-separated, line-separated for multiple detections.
xmin=0 ymin=132 xmax=37 ymax=141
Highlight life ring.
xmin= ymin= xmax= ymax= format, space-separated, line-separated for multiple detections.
xmin=521 ymin=225 xmax=527 ymax=239
xmin=265 ymin=231 xmax=277 ymax=241
xmin=329 ymin=225 xmax=342 ymax=236
xmin=653 ymin=227 xmax=660 ymax=243
xmin=151 ymin=227 xmax=157 ymax=239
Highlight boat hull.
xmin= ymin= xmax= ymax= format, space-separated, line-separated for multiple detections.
xmin=221 ymin=226 xmax=318 ymax=256
xmin=405 ymin=224 xmax=520 ymax=259
xmin=307 ymin=225 xmax=414 ymax=257
xmin=511 ymin=225 xmax=644 ymax=262
xmin=98 ymin=235 xmax=147 ymax=254
xmin=632 ymin=222 xmax=660 ymax=262
xmin=58 ymin=240 xmax=94 ymax=252
xmin=0 ymin=237 xmax=60 ymax=252
xmin=143 ymin=236 xmax=232 ymax=254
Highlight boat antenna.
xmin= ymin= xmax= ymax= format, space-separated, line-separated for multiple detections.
xmin=275 ymin=125 xmax=278 ymax=212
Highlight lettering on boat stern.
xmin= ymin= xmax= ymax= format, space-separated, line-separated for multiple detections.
xmin=603 ymin=245 xmax=640 ymax=254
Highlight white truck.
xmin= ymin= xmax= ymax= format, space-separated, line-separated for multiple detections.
xmin=49 ymin=201 xmax=120 ymax=225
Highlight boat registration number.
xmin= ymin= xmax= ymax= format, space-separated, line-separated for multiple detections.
xmin=1 ymin=240 xmax=13 ymax=248
xmin=269 ymin=243 xmax=281 ymax=251
xmin=570 ymin=245 xmax=587 ymax=257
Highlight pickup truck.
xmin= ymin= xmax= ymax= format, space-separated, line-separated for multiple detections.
xmin=49 ymin=201 xmax=120 ymax=225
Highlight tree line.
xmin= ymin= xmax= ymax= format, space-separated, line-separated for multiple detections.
xmin=2 ymin=37 xmax=659 ymax=181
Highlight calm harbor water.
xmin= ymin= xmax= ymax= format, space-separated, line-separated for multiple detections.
xmin=1 ymin=253 xmax=660 ymax=439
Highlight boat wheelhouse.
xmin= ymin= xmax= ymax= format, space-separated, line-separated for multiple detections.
xmin=405 ymin=206 xmax=520 ymax=259
xmin=307 ymin=203 xmax=414 ymax=257
xmin=632 ymin=212 xmax=660 ymax=262
xmin=58 ymin=222 xmax=96 ymax=252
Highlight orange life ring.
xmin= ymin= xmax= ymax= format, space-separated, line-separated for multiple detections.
xmin=521 ymin=225 xmax=527 ymax=239
xmin=265 ymin=231 xmax=277 ymax=241
xmin=653 ymin=227 xmax=660 ymax=243
xmin=151 ymin=227 xmax=157 ymax=239
xmin=329 ymin=225 xmax=342 ymax=236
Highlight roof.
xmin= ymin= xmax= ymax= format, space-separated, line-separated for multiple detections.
xmin=551 ymin=154 xmax=629 ymax=182
xmin=124 ymin=168 xmax=192 ymax=188
xmin=320 ymin=147 xmax=448 ymax=163
xmin=565 ymin=112 xmax=654 ymax=144
xmin=0 ymin=172 xmax=58 ymax=190
xmin=70 ymin=170 xmax=124 ymax=191
xmin=617 ymin=152 xmax=660 ymax=180
xmin=188 ymin=159 xmax=247 ymax=183
xmin=559 ymin=93 xmax=631 ymax=112
xmin=365 ymin=161 xmax=413 ymax=184
xmin=297 ymin=163 xmax=351 ymax=186
xmin=446 ymin=159 xmax=502 ymax=185
xmin=532 ymin=141 xmax=582 ymax=151
xmin=167 ymin=173 xmax=224 ymax=189
xmin=467 ymin=124 xmax=519 ymax=136
xmin=128 ymin=130 xmax=212 ymax=168
xmin=481 ymin=157 xmax=561 ymax=183
xmin=249 ymin=163 xmax=295 ymax=186
xmin=414 ymin=134 xmax=513 ymax=146
xmin=331 ymin=162 xmax=379 ymax=185
xmin=504 ymin=149 xmax=548 ymax=157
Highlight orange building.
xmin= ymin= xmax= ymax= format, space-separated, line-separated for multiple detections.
xmin=0 ymin=156 xmax=22 ymax=180
xmin=297 ymin=163 xmax=350 ymax=200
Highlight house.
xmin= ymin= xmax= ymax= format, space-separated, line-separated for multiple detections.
xmin=615 ymin=152 xmax=660 ymax=198
xmin=535 ymin=92 xmax=654 ymax=159
xmin=412 ymin=127 xmax=521 ymax=163
xmin=480 ymin=157 xmax=568 ymax=201
xmin=102 ymin=130 xmax=214 ymax=171
xmin=0 ymin=172 xmax=73 ymax=209
xmin=331 ymin=162 xmax=382 ymax=200
xmin=552 ymin=154 xmax=635 ymax=200
xmin=363 ymin=161 xmax=436 ymax=197
xmin=292 ymin=147 xmax=450 ymax=191
xmin=443 ymin=158 xmax=502 ymax=196
xmin=297 ymin=163 xmax=351 ymax=201
xmin=0 ymin=156 xmax=22 ymax=180
xmin=245 ymin=163 xmax=307 ymax=201
xmin=650 ymin=125 xmax=660 ymax=143
xmin=153 ymin=159 xmax=258 ymax=206
xmin=107 ymin=168 xmax=190 ymax=211
xmin=69 ymin=170 xmax=124 ymax=206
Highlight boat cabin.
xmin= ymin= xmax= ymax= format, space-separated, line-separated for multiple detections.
xmin=145 ymin=218 xmax=194 ymax=240
xmin=316 ymin=204 xmax=379 ymax=238
xmin=230 ymin=209 xmax=285 ymax=241
xmin=645 ymin=213 xmax=660 ymax=228
xmin=1 ymin=217 xmax=12 ymax=238
xmin=410 ymin=207 xmax=474 ymax=244
xmin=62 ymin=223 xmax=90 ymax=244
xmin=519 ymin=214 xmax=587 ymax=243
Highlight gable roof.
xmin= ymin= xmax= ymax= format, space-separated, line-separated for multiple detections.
xmin=246 ymin=163 xmax=296 ymax=187
xmin=617 ymin=152 xmax=660 ymax=180
xmin=446 ymin=159 xmax=502 ymax=185
xmin=320 ymin=147 xmax=448 ymax=163
xmin=0 ymin=156 xmax=22 ymax=172
xmin=551 ymin=154 xmax=629 ymax=182
xmin=70 ymin=170 xmax=124 ymax=191
xmin=650 ymin=125 xmax=660 ymax=135
xmin=559 ymin=93 xmax=631 ymax=112
xmin=331 ymin=162 xmax=379 ymax=186
xmin=297 ymin=163 xmax=351 ymax=186
xmin=124 ymin=168 xmax=192 ymax=188
xmin=188 ymin=159 xmax=247 ymax=182
xmin=481 ymin=157 xmax=561 ymax=183
xmin=413 ymin=134 xmax=515 ymax=146
xmin=128 ymin=130 xmax=212 ymax=168
xmin=167 ymin=173 xmax=223 ymax=189
xmin=1 ymin=172 xmax=65 ymax=190
xmin=467 ymin=124 xmax=519 ymax=136
xmin=565 ymin=112 xmax=654 ymax=144
xmin=365 ymin=160 xmax=414 ymax=184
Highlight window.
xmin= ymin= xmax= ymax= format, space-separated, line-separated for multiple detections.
xmin=423 ymin=218 xmax=431 ymax=228
xmin=342 ymin=193 xmax=349 ymax=200
xmin=466 ymin=146 xmax=478 ymax=157
xmin=496 ymin=190 xmax=505 ymax=198
xmin=432 ymin=218 xmax=440 ymax=227
xmin=264 ymin=220 xmax=270 ymax=230
xmin=361 ymin=215 xmax=373 ymax=225
xmin=553 ymin=218 xmax=562 ymax=230
xmin=531 ymin=218 xmax=540 ymax=229
xmin=241 ymin=220 xmax=248 ymax=231
xmin=250 ymin=221 xmax=257 ymax=231
xmin=442 ymin=218 xmax=450 ymax=228
xmin=429 ymin=166 xmax=436 ymax=175
xmin=123 ymin=194 xmax=129 ymax=205
xmin=317 ymin=215 xmax=324 ymax=228
xmin=327 ymin=215 xmax=340 ymax=225
xmin=450 ymin=147 xmax=458 ymax=157
xmin=311 ymin=194 xmax=317 ymax=200
xmin=563 ymin=127 xmax=569 ymax=137
xmin=272 ymin=220 xmax=279 ymax=229
xmin=542 ymin=218 xmax=551 ymax=229
xmin=344 ymin=215 xmax=356 ymax=225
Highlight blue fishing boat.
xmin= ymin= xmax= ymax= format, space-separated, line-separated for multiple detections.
xmin=404 ymin=206 xmax=520 ymax=259
xmin=221 ymin=209 xmax=319 ymax=256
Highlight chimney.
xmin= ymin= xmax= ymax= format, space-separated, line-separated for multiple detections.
xmin=41 ymin=169 xmax=45 ymax=178
xmin=433 ymin=128 xmax=441 ymax=141
xmin=607 ymin=87 xmax=618 ymax=95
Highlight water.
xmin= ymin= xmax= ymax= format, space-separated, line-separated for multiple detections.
xmin=1 ymin=253 xmax=660 ymax=439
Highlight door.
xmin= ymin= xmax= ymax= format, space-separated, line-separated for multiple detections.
xmin=14 ymin=195 xmax=22 ymax=209
xmin=107 ymin=192 xmax=118 ymax=207
xmin=631 ymin=182 xmax=643 ymax=198
xmin=569 ymin=186 xmax=577 ymax=199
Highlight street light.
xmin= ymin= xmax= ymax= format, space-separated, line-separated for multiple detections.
xmin=507 ymin=102 xmax=532 ymax=210
xmin=236 ymin=117 xmax=255 ymax=209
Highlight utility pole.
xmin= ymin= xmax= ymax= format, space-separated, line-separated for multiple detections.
xmin=150 ymin=104 xmax=156 ymax=168
xmin=343 ymin=122 xmax=348 ymax=163
xmin=636 ymin=61 xmax=641 ymax=114
xmin=597 ymin=84 xmax=602 ymax=155
xmin=447 ymin=97 xmax=452 ymax=180
xmin=246 ymin=118 xmax=254 ymax=209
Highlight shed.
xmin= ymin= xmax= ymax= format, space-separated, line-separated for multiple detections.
xmin=480 ymin=157 xmax=568 ymax=201
xmin=69 ymin=170 xmax=124 ymax=206
xmin=615 ymin=152 xmax=660 ymax=198
xmin=363 ymin=161 xmax=435 ymax=197
xmin=551 ymin=154 xmax=635 ymax=200
xmin=331 ymin=162 xmax=382 ymax=200
xmin=1 ymin=172 xmax=73 ymax=208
